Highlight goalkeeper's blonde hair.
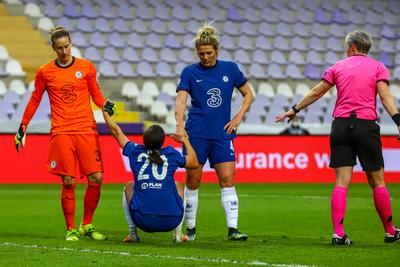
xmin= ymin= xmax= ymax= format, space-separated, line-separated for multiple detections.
xmin=194 ymin=21 xmax=219 ymax=50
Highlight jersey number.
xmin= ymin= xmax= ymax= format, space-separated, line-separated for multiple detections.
xmin=137 ymin=153 xmax=168 ymax=181
xmin=207 ymin=88 xmax=222 ymax=108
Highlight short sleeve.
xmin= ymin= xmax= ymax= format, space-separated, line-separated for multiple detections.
xmin=376 ymin=62 xmax=390 ymax=84
xmin=233 ymin=63 xmax=247 ymax=88
xmin=322 ymin=65 xmax=335 ymax=86
xmin=177 ymin=66 xmax=191 ymax=92
xmin=172 ymin=148 xmax=186 ymax=168
xmin=122 ymin=142 xmax=138 ymax=157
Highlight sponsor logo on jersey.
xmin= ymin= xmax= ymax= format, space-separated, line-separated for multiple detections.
xmin=222 ymin=76 xmax=229 ymax=82
xmin=206 ymin=88 xmax=222 ymax=108
xmin=61 ymin=84 xmax=77 ymax=103
xmin=50 ymin=160 xmax=57 ymax=169
xmin=141 ymin=182 xmax=163 ymax=190
xmin=75 ymin=71 xmax=82 ymax=78
xmin=196 ymin=79 xmax=203 ymax=82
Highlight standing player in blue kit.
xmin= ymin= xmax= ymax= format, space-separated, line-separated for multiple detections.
xmin=102 ymin=110 xmax=198 ymax=243
xmin=174 ymin=22 xmax=254 ymax=241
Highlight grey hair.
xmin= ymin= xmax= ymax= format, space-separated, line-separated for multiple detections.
xmin=345 ymin=30 xmax=372 ymax=54
xmin=194 ymin=21 xmax=219 ymax=50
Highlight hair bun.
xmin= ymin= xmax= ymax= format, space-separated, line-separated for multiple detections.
xmin=194 ymin=21 xmax=219 ymax=48
xmin=50 ymin=26 xmax=66 ymax=35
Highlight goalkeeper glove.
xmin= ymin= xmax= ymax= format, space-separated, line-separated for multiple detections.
xmin=15 ymin=124 xmax=27 ymax=152
xmin=103 ymin=99 xmax=116 ymax=116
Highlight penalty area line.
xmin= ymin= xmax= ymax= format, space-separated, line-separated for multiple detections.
xmin=0 ymin=242 xmax=314 ymax=267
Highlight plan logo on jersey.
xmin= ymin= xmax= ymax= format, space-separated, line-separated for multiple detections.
xmin=206 ymin=88 xmax=222 ymax=107
xmin=222 ymin=76 xmax=229 ymax=82
xmin=141 ymin=183 xmax=149 ymax=189
xmin=141 ymin=182 xmax=162 ymax=190
xmin=75 ymin=71 xmax=82 ymax=79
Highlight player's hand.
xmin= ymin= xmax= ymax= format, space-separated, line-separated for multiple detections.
xmin=173 ymin=127 xmax=188 ymax=143
xmin=171 ymin=134 xmax=188 ymax=144
xmin=103 ymin=98 xmax=116 ymax=116
xmin=276 ymin=109 xmax=296 ymax=123
xmin=224 ymin=114 xmax=242 ymax=134
xmin=15 ymin=124 xmax=27 ymax=152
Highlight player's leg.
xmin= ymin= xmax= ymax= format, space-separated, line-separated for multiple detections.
xmin=172 ymin=182 xmax=189 ymax=242
xmin=182 ymin=137 xmax=209 ymax=240
xmin=211 ymin=139 xmax=247 ymax=241
xmin=184 ymin=165 xmax=203 ymax=240
xmin=47 ymin=134 xmax=79 ymax=241
xmin=61 ymin=175 xmax=79 ymax=241
xmin=122 ymin=181 xmax=140 ymax=242
xmin=83 ymin=172 xmax=102 ymax=225
xmin=75 ymin=134 xmax=106 ymax=240
xmin=214 ymin=162 xmax=247 ymax=241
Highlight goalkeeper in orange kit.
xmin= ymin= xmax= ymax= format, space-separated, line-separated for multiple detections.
xmin=15 ymin=26 xmax=115 ymax=241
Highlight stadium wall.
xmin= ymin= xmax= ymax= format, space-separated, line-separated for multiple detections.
xmin=1 ymin=134 xmax=400 ymax=184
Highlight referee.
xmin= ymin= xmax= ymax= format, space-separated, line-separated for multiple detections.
xmin=276 ymin=30 xmax=400 ymax=245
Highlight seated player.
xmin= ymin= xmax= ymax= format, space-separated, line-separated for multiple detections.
xmin=102 ymin=109 xmax=198 ymax=242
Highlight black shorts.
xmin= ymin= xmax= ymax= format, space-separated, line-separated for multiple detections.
xmin=329 ymin=117 xmax=384 ymax=171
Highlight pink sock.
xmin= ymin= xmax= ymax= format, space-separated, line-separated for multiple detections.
xmin=373 ymin=186 xmax=395 ymax=235
xmin=331 ymin=186 xmax=348 ymax=237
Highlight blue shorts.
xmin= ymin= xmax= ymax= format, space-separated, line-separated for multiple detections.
xmin=130 ymin=211 xmax=182 ymax=233
xmin=183 ymin=137 xmax=236 ymax=168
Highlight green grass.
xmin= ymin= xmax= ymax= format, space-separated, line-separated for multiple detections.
xmin=1 ymin=183 xmax=400 ymax=266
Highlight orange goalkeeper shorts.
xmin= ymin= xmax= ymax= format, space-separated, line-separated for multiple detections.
xmin=47 ymin=134 xmax=104 ymax=177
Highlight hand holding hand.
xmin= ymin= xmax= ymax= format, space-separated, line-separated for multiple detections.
xmin=103 ymin=99 xmax=116 ymax=116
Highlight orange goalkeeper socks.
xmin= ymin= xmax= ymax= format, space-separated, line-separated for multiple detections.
xmin=82 ymin=183 xmax=101 ymax=225
xmin=61 ymin=183 xmax=76 ymax=230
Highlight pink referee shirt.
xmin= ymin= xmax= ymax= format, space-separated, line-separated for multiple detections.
xmin=322 ymin=54 xmax=390 ymax=120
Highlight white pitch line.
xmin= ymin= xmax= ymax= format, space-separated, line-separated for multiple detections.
xmin=0 ymin=242 xmax=314 ymax=267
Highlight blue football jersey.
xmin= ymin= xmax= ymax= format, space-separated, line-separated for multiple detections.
xmin=177 ymin=60 xmax=247 ymax=139
xmin=123 ymin=142 xmax=186 ymax=217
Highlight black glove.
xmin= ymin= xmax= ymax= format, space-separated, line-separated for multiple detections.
xmin=15 ymin=124 xmax=27 ymax=152
xmin=103 ymin=99 xmax=116 ymax=116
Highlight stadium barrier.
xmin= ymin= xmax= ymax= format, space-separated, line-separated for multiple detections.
xmin=1 ymin=134 xmax=400 ymax=183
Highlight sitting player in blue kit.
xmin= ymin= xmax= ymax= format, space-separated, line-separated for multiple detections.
xmin=102 ymin=109 xmax=198 ymax=243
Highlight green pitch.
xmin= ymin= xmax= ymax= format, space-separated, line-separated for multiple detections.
xmin=1 ymin=183 xmax=399 ymax=266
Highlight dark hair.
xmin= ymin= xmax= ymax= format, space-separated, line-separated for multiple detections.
xmin=50 ymin=26 xmax=71 ymax=45
xmin=143 ymin=125 xmax=165 ymax=164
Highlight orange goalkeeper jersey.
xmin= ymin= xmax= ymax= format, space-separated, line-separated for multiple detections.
xmin=21 ymin=57 xmax=107 ymax=135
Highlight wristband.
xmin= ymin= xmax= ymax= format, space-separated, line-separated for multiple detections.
xmin=291 ymin=105 xmax=300 ymax=114
xmin=392 ymin=113 xmax=400 ymax=126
